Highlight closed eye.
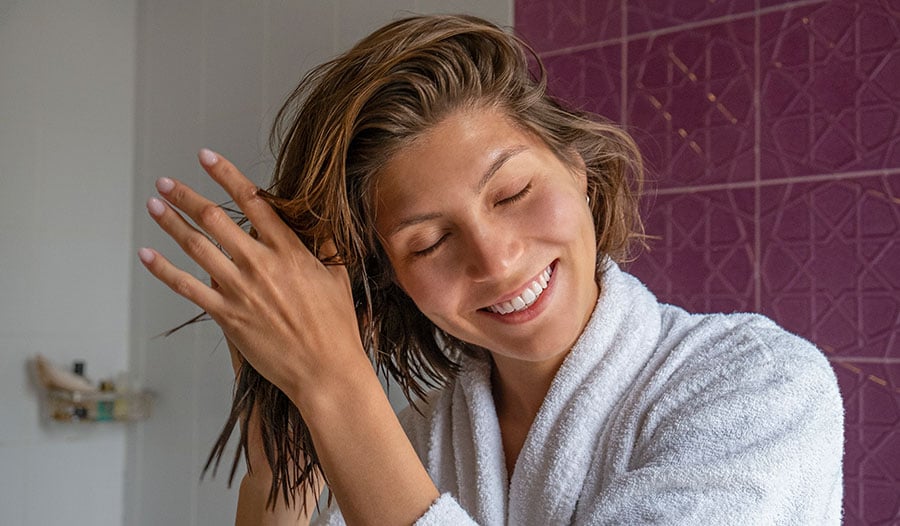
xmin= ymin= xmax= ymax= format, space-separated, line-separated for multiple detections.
xmin=496 ymin=183 xmax=532 ymax=206
xmin=411 ymin=233 xmax=449 ymax=258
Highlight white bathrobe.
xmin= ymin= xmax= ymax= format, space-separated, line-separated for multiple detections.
xmin=314 ymin=263 xmax=844 ymax=525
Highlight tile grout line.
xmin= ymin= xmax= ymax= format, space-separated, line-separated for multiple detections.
xmin=753 ymin=3 xmax=762 ymax=313
xmin=537 ymin=0 xmax=828 ymax=58
xmin=131 ymin=5 xmax=150 ymax=523
xmin=620 ymin=0 xmax=628 ymax=128
xmin=829 ymin=357 xmax=900 ymax=364
xmin=539 ymin=38 xmax=624 ymax=59
xmin=650 ymin=168 xmax=900 ymax=195
xmin=628 ymin=11 xmax=757 ymax=42
xmin=193 ymin=2 xmax=210 ymax=523
xmin=261 ymin=0 xmax=270 ymax=150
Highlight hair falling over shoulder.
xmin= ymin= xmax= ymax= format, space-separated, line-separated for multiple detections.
xmin=198 ymin=14 xmax=646 ymax=510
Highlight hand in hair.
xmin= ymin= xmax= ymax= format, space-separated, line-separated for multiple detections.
xmin=140 ymin=149 xmax=439 ymax=525
xmin=141 ymin=149 xmax=367 ymax=409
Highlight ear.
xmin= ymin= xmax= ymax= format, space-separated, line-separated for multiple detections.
xmin=565 ymin=147 xmax=589 ymax=193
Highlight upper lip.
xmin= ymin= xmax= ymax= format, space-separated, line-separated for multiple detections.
xmin=480 ymin=262 xmax=553 ymax=310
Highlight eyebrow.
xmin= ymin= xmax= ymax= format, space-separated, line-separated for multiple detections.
xmin=387 ymin=145 xmax=529 ymax=237
xmin=476 ymin=144 xmax=529 ymax=192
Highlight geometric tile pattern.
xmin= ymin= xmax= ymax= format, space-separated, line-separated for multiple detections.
xmin=515 ymin=0 xmax=900 ymax=522
xmin=543 ymin=44 xmax=622 ymax=121
xmin=760 ymin=1 xmax=900 ymax=180
xmin=627 ymin=20 xmax=756 ymax=187
xmin=628 ymin=0 xmax=756 ymax=34
xmin=759 ymin=176 xmax=900 ymax=361
xmin=628 ymin=189 xmax=757 ymax=313
xmin=833 ymin=361 xmax=900 ymax=526
xmin=515 ymin=0 xmax=621 ymax=52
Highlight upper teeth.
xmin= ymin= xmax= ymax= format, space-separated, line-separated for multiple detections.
xmin=487 ymin=265 xmax=553 ymax=315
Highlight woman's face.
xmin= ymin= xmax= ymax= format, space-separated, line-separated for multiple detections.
xmin=374 ymin=108 xmax=599 ymax=369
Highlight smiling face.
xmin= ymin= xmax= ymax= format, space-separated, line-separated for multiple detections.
xmin=373 ymin=107 xmax=600 ymax=370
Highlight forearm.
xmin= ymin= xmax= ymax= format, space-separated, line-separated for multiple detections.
xmin=223 ymin=281 xmax=437 ymax=523
xmin=292 ymin=357 xmax=439 ymax=526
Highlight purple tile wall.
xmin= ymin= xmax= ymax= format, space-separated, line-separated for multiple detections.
xmin=516 ymin=1 xmax=900 ymax=523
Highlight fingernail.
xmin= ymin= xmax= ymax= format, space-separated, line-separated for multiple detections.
xmin=138 ymin=248 xmax=155 ymax=264
xmin=156 ymin=177 xmax=175 ymax=193
xmin=199 ymin=148 xmax=219 ymax=166
xmin=147 ymin=197 xmax=166 ymax=217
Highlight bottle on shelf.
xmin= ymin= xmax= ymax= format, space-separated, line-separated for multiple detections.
xmin=34 ymin=355 xmax=154 ymax=423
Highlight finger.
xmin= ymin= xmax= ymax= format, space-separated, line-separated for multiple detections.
xmin=208 ymin=276 xmax=244 ymax=375
xmin=154 ymin=176 xmax=251 ymax=262
xmin=138 ymin=247 xmax=226 ymax=315
xmin=147 ymin=196 xmax=240 ymax=285
xmin=197 ymin=149 xmax=291 ymax=245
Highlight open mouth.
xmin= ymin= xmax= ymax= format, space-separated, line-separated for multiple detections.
xmin=484 ymin=263 xmax=554 ymax=315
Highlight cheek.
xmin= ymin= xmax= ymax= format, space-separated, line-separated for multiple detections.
xmin=394 ymin=265 xmax=461 ymax=324
xmin=525 ymin=189 xmax=593 ymax=244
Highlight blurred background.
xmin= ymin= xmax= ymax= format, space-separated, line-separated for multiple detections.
xmin=0 ymin=1 xmax=509 ymax=524
xmin=0 ymin=0 xmax=895 ymax=524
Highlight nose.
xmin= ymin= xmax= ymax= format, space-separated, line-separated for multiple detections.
xmin=462 ymin=222 xmax=523 ymax=282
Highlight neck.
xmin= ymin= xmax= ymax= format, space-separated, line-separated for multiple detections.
xmin=490 ymin=351 xmax=567 ymax=422
xmin=491 ymin=277 xmax=601 ymax=426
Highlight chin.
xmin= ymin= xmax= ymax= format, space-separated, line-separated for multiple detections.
xmin=484 ymin=323 xmax=584 ymax=364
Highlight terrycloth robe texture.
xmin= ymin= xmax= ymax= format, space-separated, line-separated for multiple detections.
xmin=314 ymin=263 xmax=844 ymax=525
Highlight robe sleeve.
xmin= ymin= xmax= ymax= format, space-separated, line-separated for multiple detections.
xmin=581 ymin=326 xmax=844 ymax=525
xmin=311 ymin=493 xmax=477 ymax=525
xmin=413 ymin=493 xmax=478 ymax=525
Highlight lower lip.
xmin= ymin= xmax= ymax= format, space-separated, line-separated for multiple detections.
xmin=480 ymin=260 xmax=558 ymax=324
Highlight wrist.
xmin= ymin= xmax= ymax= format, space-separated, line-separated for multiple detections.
xmin=287 ymin=347 xmax=379 ymax=420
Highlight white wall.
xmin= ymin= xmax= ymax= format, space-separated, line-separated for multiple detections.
xmin=129 ymin=1 xmax=511 ymax=525
xmin=0 ymin=1 xmax=136 ymax=525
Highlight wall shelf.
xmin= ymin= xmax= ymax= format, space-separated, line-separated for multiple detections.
xmin=44 ymin=389 xmax=155 ymax=423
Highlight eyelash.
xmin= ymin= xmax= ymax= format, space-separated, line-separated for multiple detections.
xmin=410 ymin=183 xmax=533 ymax=259
xmin=496 ymin=183 xmax=532 ymax=206
xmin=411 ymin=233 xmax=448 ymax=258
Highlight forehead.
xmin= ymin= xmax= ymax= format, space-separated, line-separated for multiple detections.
xmin=373 ymin=109 xmax=538 ymax=209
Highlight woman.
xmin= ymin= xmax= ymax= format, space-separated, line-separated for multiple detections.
xmin=139 ymin=14 xmax=843 ymax=525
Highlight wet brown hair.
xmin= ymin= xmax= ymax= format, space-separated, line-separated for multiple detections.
xmin=202 ymin=14 xmax=644 ymax=510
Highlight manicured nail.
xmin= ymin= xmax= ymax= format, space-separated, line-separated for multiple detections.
xmin=156 ymin=177 xmax=175 ymax=193
xmin=138 ymin=248 xmax=155 ymax=264
xmin=147 ymin=197 xmax=166 ymax=217
xmin=199 ymin=148 xmax=219 ymax=166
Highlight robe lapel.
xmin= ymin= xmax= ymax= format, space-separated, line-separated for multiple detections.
xmin=507 ymin=264 xmax=662 ymax=525
xmin=451 ymin=357 xmax=509 ymax=526
xmin=435 ymin=263 xmax=663 ymax=525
